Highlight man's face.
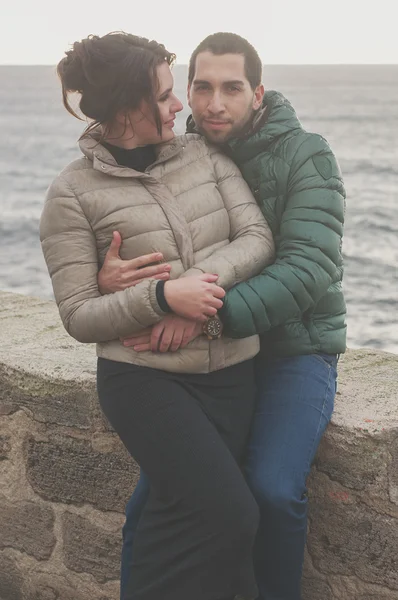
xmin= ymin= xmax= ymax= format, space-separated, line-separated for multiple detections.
xmin=188 ymin=51 xmax=264 ymax=143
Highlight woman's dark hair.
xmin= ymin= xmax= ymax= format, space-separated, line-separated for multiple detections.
xmin=57 ymin=32 xmax=176 ymax=138
xmin=188 ymin=32 xmax=262 ymax=91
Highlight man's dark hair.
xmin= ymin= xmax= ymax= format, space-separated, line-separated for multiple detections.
xmin=188 ymin=32 xmax=262 ymax=91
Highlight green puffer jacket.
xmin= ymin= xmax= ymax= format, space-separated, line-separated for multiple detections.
xmin=191 ymin=91 xmax=347 ymax=358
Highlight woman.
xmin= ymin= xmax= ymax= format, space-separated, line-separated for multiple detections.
xmin=40 ymin=32 xmax=275 ymax=600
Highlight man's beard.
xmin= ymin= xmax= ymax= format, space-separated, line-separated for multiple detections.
xmin=194 ymin=122 xmax=231 ymax=144
xmin=194 ymin=108 xmax=256 ymax=144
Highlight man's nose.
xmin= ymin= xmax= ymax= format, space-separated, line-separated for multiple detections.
xmin=208 ymin=93 xmax=225 ymax=114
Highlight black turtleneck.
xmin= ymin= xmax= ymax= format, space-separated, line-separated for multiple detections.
xmin=102 ymin=142 xmax=156 ymax=172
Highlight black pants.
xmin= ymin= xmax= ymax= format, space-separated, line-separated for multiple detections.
xmin=97 ymin=358 xmax=259 ymax=600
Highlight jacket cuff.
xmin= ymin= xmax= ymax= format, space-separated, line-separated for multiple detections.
xmin=217 ymin=299 xmax=227 ymax=323
xmin=155 ymin=280 xmax=171 ymax=313
xmin=148 ymin=280 xmax=168 ymax=316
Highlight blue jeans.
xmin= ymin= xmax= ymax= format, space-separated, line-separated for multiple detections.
xmin=120 ymin=353 xmax=338 ymax=600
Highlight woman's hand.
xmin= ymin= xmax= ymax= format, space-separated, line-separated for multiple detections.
xmin=121 ymin=315 xmax=203 ymax=352
xmin=164 ymin=274 xmax=225 ymax=322
xmin=98 ymin=231 xmax=171 ymax=294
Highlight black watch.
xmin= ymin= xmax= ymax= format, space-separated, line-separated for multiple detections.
xmin=203 ymin=315 xmax=223 ymax=340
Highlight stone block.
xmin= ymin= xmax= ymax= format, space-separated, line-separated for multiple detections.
xmin=0 ymin=364 xmax=94 ymax=429
xmin=26 ymin=436 xmax=138 ymax=512
xmin=302 ymin=577 xmax=333 ymax=600
xmin=307 ymin=501 xmax=398 ymax=590
xmin=62 ymin=513 xmax=121 ymax=583
xmin=314 ymin=427 xmax=388 ymax=492
xmin=0 ymin=499 xmax=56 ymax=560
xmin=388 ymin=435 xmax=398 ymax=505
xmin=0 ymin=436 xmax=11 ymax=460
xmin=0 ymin=552 xmax=23 ymax=600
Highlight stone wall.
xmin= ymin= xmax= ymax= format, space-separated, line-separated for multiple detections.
xmin=0 ymin=290 xmax=397 ymax=600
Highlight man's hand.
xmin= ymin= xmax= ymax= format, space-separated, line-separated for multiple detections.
xmin=98 ymin=231 xmax=171 ymax=294
xmin=121 ymin=315 xmax=203 ymax=353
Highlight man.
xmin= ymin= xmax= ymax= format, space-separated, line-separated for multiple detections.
xmin=99 ymin=33 xmax=346 ymax=600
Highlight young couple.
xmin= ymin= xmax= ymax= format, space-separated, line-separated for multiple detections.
xmin=40 ymin=30 xmax=346 ymax=600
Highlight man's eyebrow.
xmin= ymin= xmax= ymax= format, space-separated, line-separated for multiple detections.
xmin=223 ymin=80 xmax=245 ymax=86
xmin=192 ymin=79 xmax=245 ymax=86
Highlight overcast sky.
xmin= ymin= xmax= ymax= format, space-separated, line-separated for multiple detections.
xmin=1 ymin=0 xmax=397 ymax=65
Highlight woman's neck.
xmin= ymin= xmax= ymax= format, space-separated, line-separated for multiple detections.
xmin=102 ymin=124 xmax=145 ymax=150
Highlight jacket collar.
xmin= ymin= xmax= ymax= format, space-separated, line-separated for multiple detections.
xmin=78 ymin=129 xmax=188 ymax=178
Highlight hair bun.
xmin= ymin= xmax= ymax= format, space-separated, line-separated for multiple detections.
xmin=58 ymin=35 xmax=102 ymax=92
xmin=57 ymin=42 xmax=87 ymax=92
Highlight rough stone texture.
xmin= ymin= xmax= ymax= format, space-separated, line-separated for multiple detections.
xmin=327 ymin=575 xmax=398 ymax=599
xmin=0 ymin=550 xmax=119 ymax=600
xmin=0 ymin=290 xmax=398 ymax=600
xmin=0 ymin=436 xmax=11 ymax=460
xmin=308 ymin=501 xmax=398 ymax=588
xmin=0 ymin=291 xmax=96 ymax=382
xmin=26 ymin=436 xmax=139 ymax=512
xmin=62 ymin=513 xmax=121 ymax=583
xmin=0 ymin=497 xmax=56 ymax=560
xmin=302 ymin=577 xmax=333 ymax=600
xmin=0 ymin=363 xmax=94 ymax=429
xmin=303 ymin=347 xmax=398 ymax=599
xmin=0 ymin=553 xmax=23 ymax=600
xmin=388 ymin=435 xmax=398 ymax=506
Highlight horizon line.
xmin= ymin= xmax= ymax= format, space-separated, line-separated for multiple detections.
xmin=1 ymin=62 xmax=398 ymax=68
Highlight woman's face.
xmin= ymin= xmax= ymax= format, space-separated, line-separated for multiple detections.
xmin=127 ymin=62 xmax=183 ymax=145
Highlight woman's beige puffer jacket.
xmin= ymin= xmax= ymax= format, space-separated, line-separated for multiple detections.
xmin=40 ymin=132 xmax=275 ymax=373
